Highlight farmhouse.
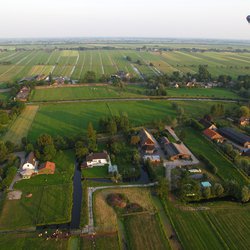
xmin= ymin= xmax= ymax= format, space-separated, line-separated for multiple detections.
xmin=38 ymin=161 xmax=56 ymax=175
xmin=139 ymin=128 xmax=156 ymax=154
xmin=218 ymin=127 xmax=250 ymax=148
xmin=199 ymin=118 xmax=217 ymax=130
xmin=164 ymin=143 xmax=191 ymax=161
xmin=16 ymin=86 xmax=30 ymax=102
xmin=20 ymin=152 xmax=37 ymax=179
xmin=81 ymin=152 xmax=110 ymax=168
xmin=22 ymin=152 xmax=37 ymax=170
xmin=203 ymin=128 xmax=224 ymax=143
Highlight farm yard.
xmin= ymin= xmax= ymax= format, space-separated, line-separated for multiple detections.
xmin=1 ymin=49 xmax=250 ymax=84
xmin=0 ymin=150 xmax=75 ymax=230
xmin=26 ymin=100 xmax=237 ymax=142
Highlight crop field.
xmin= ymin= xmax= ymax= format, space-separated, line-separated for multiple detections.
xmin=124 ymin=214 xmax=170 ymax=250
xmin=181 ymin=127 xmax=248 ymax=185
xmin=0 ymin=151 xmax=74 ymax=230
xmin=27 ymin=100 xmax=237 ymax=142
xmin=4 ymin=105 xmax=39 ymax=145
xmin=1 ymin=49 xmax=250 ymax=84
xmin=166 ymin=201 xmax=250 ymax=250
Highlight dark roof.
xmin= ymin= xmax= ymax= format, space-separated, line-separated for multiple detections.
xmin=139 ymin=128 xmax=155 ymax=146
xmin=164 ymin=143 xmax=190 ymax=157
xmin=199 ymin=119 xmax=214 ymax=129
xmin=86 ymin=152 xmax=109 ymax=161
xmin=161 ymin=136 xmax=170 ymax=145
xmin=243 ymin=149 xmax=250 ymax=156
xmin=218 ymin=127 xmax=250 ymax=146
xmin=142 ymin=145 xmax=155 ymax=152
xmin=26 ymin=152 xmax=36 ymax=165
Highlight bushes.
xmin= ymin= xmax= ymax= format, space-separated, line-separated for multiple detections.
xmin=189 ymin=119 xmax=205 ymax=131
xmin=199 ymin=154 xmax=218 ymax=174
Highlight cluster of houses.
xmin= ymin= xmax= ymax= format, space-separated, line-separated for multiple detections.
xmin=20 ymin=152 xmax=56 ymax=179
xmin=81 ymin=151 xmax=118 ymax=174
xmin=200 ymin=117 xmax=250 ymax=154
xmin=139 ymin=128 xmax=191 ymax=163
xmin=110 ymin=71 xmax=131 ymax=82
xmin=172 ymin=80 xmax=223 ymax=89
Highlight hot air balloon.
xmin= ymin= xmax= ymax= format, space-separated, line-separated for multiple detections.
xmin=247 ymin=15 xmax=250 ymax=23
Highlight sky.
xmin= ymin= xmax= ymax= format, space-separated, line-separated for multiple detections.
xmin=0 ymin=0 xmax=249 ymax=40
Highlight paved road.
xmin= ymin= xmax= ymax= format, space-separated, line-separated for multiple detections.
xmin=8 ymin=152 xmax=25 ymax=191
xmin=86 ymin=183 xmax=157 ymax=234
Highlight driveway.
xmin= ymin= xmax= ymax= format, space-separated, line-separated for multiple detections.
xmin=8 ymin=151 xmax=26 ymax=191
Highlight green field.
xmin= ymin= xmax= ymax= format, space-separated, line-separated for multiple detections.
xmin=27 ymin=100 xmax=237 ymax=142
xmin=166 ymin=201 xmax=250 ymax=250
xmin=181 ymin=127 xmax=248 ymax=185
xmin=0 ymin=91 xmax=11 ymax=101
xmin=1 ymin=49 xmax=250 ymax=84
xmin=30 ymin=85 xmax=144 ymax=102
xmin=0 ymin=151 xmax=75 ymax=230
xmin=30 ymin=85 xmax=241 ymax=102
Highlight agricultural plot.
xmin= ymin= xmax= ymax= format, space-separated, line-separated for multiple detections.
xmin=166 ymin=201 xmax=250 ymax=250
xmin=4 ymin=105 xmax=39 ymax=145
xmin=27 ymin=100 xmax=237 ymax=142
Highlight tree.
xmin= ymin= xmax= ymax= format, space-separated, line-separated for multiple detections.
xmin=42 ymin=144 xmax=56 ymax=161
xmin=107 ymin=119 xmax=117 ymax=135
xmin=171 ymin=118 xmax=178 ymax=128
xmin=0 ymin=141 xmax=8 ymax=163
xmin=213 ymin=183 xmax=224 ymax=197
xmin=25 ymin=143 xmax=34 ymax=153
xmin=37 ymin=134 xmax=54 ymax=148
xmin=202 ymin=187 xmax=211 ymax=199
xmin=156 ymin=178 xmax=169 ymax=200
xmin=179 ymin=130 xmax=186 ymax=141
xmin=130 ymin=135 xmax=140 ymax=145
xmin=197 ymin=65 xmax=211 ymax=82
xmin=76 ymin=147 xmax=89 ymax=161
xmin=5 ymin=141 xmax=15 ymax=153
xmin=241 ymin=186 xmax=250 ymax=203
xmin=239 ymin=106 xmax=250 ymax=118
xmin=126 ymin=56 xmax=132 ymax=61
xmin=0 ymin=111 xmax=9 ymax=125
xmin=83 ymin=71 xmax=96 ymax=83
xmin=87 ymin=122 xmax=97 ymax=152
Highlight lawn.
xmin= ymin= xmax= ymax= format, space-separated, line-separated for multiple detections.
xmin=181 ymin=127 xmax=248 ymax=185
xmin=124 ymin=213 xmax=170 ymax=250
xmin=4 ymin=105 xmax=39 ymax=145
xmin=0 ymin=91 xmax=11 ymax=101
xmin=165 ymin=200 xmax=250 ymax=250
xmin=0 ymin=150 xmax=75 ymax=230
xmin=27 ymin=100 xmax=237 ymax=142
xmin=82 ymin=166 xmax=109 ymax=178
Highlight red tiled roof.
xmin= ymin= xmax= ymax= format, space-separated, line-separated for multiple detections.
xmin=41 ymin=161 xmax=56 ymax=173
xmin=203 ymin=128 xmax=222 ymax=139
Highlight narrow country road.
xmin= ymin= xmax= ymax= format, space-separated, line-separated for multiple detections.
xmin=27 ymin=97 xmax=241 ymax=105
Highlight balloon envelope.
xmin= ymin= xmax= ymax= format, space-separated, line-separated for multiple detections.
xmin=247 ymin=15 xmax=250 ymax=23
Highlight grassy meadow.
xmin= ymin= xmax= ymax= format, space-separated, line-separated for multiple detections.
xmin=27 ymin=100 xmax=237 ymax=142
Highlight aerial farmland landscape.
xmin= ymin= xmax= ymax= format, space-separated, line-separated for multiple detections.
xmin=0 ymin=1 xmax=250 ymax=250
